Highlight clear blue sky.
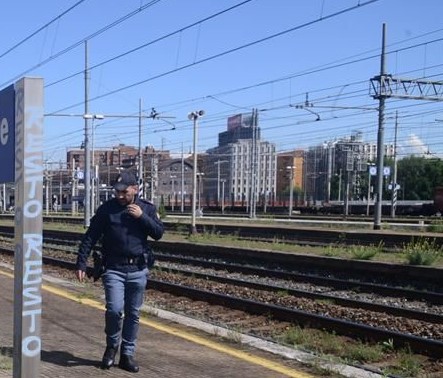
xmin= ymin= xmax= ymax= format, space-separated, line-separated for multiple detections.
xmin=1 ymin=0 xmax=443 ymax=164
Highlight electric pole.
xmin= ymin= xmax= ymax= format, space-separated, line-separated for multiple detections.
xmin=370 ymin=24 xmax=443 ymax=229
xmin=391 ymin=111 xmax=398 ymax=218
xmin=84 ymin=41 xmax=91 ymax=228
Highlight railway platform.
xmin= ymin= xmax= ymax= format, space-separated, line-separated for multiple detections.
xmin=0 ymin=266 xmax=315 ymax=378
xmin=0 ymin=265 xmax=382 ymax=378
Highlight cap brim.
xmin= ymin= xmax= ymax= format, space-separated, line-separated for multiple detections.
xmin=113 ymin=183 xmax=129 ymax=191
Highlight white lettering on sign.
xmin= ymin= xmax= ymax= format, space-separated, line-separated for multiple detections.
xmin=23 ymin=286 xmax=42 ymax=307
xmin=22 ymin=336 xmax=41 ymax=357
xmin=23 ymin=259 xmax=42 ymax=285
xmin=26 ymin=172 xmax=43 ymax=200
xmin=24 ymin=200 xmax=42 ymax=218
xmin=14 ymin=80 xmax=44 ymax=363
xmin=0 ymin=117 xmax=8 ymax=145
xmin=21 ymin=124 xmax=43 ymax=358
xmin=23 ymin=308 xmax=42 ymax=333
xmin=24 ymin=234 xmax=42 ymax=259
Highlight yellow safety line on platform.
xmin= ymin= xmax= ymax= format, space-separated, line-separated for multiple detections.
xmin=0 ymin=269 xmax=313 ymax=378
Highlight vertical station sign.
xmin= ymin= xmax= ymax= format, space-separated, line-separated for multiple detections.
xmin=0 ymin=84 xmax=15 ymax=182
xmin=12 ymin=77 xmax=44 ymax=378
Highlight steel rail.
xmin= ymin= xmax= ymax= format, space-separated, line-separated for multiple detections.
xmin=155 ymin=253 xmax=443 ymax=303
xmin=1 ymin=225 xmax=441 ymax=295
xmin=162 ymin=266 xmax=443 ymax=324
xmin=149 ymin=280 xmax=443 ymax=359
xmin=1 ymin=245 xmax=441 ymax=358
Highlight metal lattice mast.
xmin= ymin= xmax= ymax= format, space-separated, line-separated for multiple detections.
xmin=370 ymin=24 xmax=443 ymax=229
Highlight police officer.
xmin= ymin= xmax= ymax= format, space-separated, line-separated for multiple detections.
xmin=75 ymin=170 xmax=164 ymax=373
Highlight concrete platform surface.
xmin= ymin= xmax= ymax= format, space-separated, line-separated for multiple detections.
xmin=0 ymin=268 xmax=318 ymax=378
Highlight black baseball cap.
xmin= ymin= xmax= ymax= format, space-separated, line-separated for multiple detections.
xmin=113 ymin=170 xmax=137 ymax=191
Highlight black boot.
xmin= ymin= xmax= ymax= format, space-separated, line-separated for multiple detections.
xmin=100 ymin=346 xmax=117 ymax=369
xmin=118 ymin=354 xmax=139 ymax=373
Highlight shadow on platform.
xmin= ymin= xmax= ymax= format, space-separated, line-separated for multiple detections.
xmin=41 ymin=349 xmax=99 ymax=368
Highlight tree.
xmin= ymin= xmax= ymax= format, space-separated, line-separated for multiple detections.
xmin=397 ymin=156 xmax=443 ymax=200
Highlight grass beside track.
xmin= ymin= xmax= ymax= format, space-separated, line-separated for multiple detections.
xmin=1 ymin=218 xmax=442 ymax=267
xmin=1 ymin=218 xmax=442 ymax=376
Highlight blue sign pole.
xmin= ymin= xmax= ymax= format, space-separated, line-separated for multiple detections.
xmin=0 ymin=84 xmax=15 ymax=183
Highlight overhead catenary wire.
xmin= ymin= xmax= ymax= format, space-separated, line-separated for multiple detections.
xmin=0 ymin=0 xmax=87 ymax=60
xmin=6 ymin=1 xmax=437 ymax=122
xmin=49 ymin=0 xmax=381 ymax=115
xmin=0 ymin=0 xmax=164 ymax=88
xmin=10 ymin=0 xmax=440 ymax=160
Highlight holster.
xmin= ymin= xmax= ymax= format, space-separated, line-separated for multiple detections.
xmin=144 ymin=249 xmax=156 ymax=269
xmin=91 ymin=250 xmax=105 ymax=281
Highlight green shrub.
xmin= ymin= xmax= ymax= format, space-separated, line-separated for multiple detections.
xmin=322 ymin=245 xmax=339 ymax=257
xmin=0 ymin=346 xmax=13 ymax=370
xmin=383 ymin=347 xmax=424 ymax=377
xmin=158 ymin=200 xmax=166 ymax=219
xmin=345 ymin=341 xmax=384 ymax=363
xmin=403 ymin=238 xmax=442 ymax=266
xmin=172 ymin=223 xmax=187 ymax=233
xmin=349 ymin=243 xmax=382 ymax=260
xmin=427 ymin=219 xmax=443 ymax=233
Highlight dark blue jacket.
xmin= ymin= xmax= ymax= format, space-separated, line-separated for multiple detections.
xmin=76 ymin=197 xmax=164 ymax=272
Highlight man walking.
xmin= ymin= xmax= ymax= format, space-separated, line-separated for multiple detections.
xmin=76 ymin=170 xmax=164 ymax=373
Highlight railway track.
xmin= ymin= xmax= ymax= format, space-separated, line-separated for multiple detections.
xmin=1 ymin=226 xmax=441 ymax=290
xmin=153 ymin=264 xmax=443 ymax=321
xmin=2 ymin=215 xmax=443 ymax=250
xmin=1 ymin=231 xmax=442 ymax=359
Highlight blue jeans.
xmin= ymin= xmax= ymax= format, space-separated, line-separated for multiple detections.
xmin=102 ymin=268 xmax=148 ymax=356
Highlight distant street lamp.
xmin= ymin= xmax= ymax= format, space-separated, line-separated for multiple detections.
xmin=170 ymin=175 xmax=177 ymax=212
xmin=214 ymin=159 xmax=228 ymax=205
xmin=221 ymin=179 xmax=226 ymax=214
xmin=323 ymin=140 xmax=338 ymax=202
xmin=90 ymin=116 xmax=105 ymax=214
xmin=286 ymin=165 xmax=296 ymax=217
xmin=366 ymin=163 xmax=376 ymax=216
xmin=83 ymin=113 xmax=104 ymax=226
xmin=197 ymin=172 xmax=205 ymax=213
xmin=188 ymin=110 xmax=205 ymax=234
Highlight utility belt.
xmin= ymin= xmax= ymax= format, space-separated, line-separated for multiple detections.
xmin=117 ymin=251 xmax=155 ymax=269
xmin=89 ymin=250 xmax=154 ymax=281
xmin=104 ymin=254 xmax=147 ymax=274
xmin=117 ymin=255 xmax=145 ymax=266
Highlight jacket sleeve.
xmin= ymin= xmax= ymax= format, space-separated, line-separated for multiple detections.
xmin=139 ymin=203 xmax=164 ymax=241
xmin=76 ymin=208 xmax=106 ymax=271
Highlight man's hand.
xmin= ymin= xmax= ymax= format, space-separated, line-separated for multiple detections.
xmin=126 ymin=204 xmax=142 ymax=218
xmin=76 ymin=270 xmax=86 ymax=282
